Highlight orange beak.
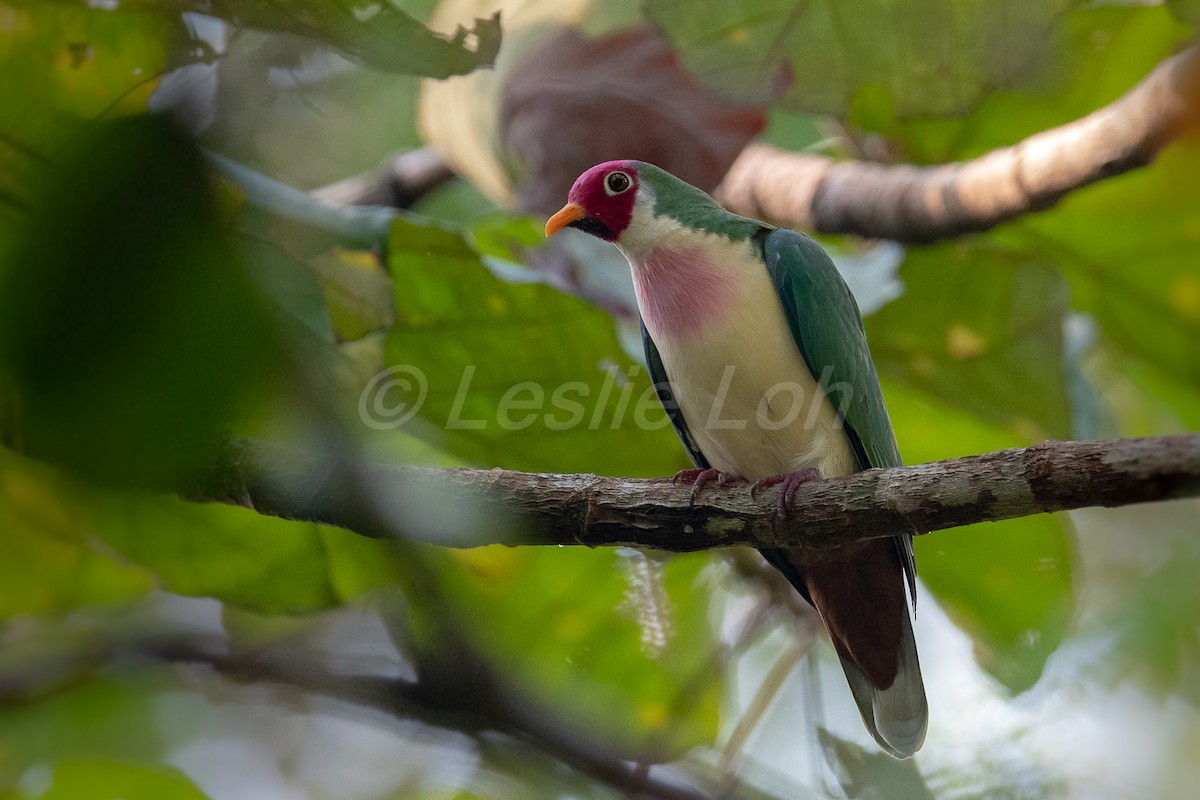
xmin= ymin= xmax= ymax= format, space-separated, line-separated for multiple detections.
xmin=544 ymin=203 xmax=586 ymax=237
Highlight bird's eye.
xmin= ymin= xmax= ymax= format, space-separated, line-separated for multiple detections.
xmin=605 ymin=171 xmax=631 ymax=195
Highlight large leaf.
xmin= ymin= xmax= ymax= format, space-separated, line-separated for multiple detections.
xmin=876 ymin=5 xmax=1194 ymax=164
xmin=1170 ymin=0 xmax=1200 ymax=27
xmin=646 ymin=0 xmax=1070 ymax=118
xmin=0 ymin=675 xmax=181 ymax=788
xmin=854 ymin=5 xmax=1198 ymax=399
xmin=433 ymin=546 xmax=721 ymax=758
xmin=0 ymin=443 xmax=409 ymax=616
xmin=868 ymin=241 xmax=1075 ymax=440
xmin=382 ymin=216 xmax=687 ymax=477
xmin=1104 ymin=521 xmax=1200 ymax=703
xmin=207 ymin=0 xmax=501 ymax=77
xmin=898 ymin=6 xmax=1199 ymax=386
xmin=35 ymin=759 xmax=210 ymax=800
xmin=1013 ymin=142 xmax=1200 ymax=391
xmin=0 ymin=448 xmax=152 ymax=617
xmin=86 ymin=494 xmax=341 ymax=615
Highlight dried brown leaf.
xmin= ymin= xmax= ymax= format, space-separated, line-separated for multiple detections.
xmin=500 ymin=26 xmax=766 ymax=214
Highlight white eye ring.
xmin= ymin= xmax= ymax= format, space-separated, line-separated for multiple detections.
xmin=604 ymin=171 xmax=632 ymax=195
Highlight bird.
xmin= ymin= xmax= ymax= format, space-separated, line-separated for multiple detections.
xmin=544 ymin=160 xmax=927 ymax=758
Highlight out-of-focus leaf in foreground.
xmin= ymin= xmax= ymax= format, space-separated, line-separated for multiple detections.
xmin=0 ymin=448 xmax=151 ymax=616
xmin=0 ymin=115 xmax=281 ymax=489
xmin=0 ymin=440 xmax=411 ymax=617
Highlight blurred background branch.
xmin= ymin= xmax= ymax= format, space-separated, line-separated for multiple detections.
xmin=0 ymin=620 xmax=748 ymax=800
xmin=310 ymin=146 xmax=454 ymax=209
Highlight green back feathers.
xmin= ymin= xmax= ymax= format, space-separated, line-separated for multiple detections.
xmin=633 ymin=162 xmax=766 ymax=242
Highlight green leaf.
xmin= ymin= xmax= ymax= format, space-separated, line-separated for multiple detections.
xmin=646 ymin=0 xmax=1069 ymax=117
xmin=942 ymin=8 xmax=1200 ymax=393
xmin=212 ymin=155 xmax=395 ymax=252
xmin=0 ymin=444 xmax=421 ymax=616
xmin=434 ymin=546 xmax=721 ymax=757
xmin=309 ymin=248 xmax=395 ymax=343
xmin=57 ymin=0 xmax=502 ymax=78
xmin=0 ymin=0 xmax=171 ymax=231
xmin=34 ymin=758 xmax=210 ymax=800
xmin=885 ymin=382 xmax=1076 ymax=692
xmin=0 ymin=448 xmax=152 ymax=617
xmin=86 ymin=493 xmax=340 ymax=614
xmin=817 ymin=729 xmax=934 ymax=800
xmin=0 ymin=675 xmax=182 ymax=788
xmin=922 ymin=513 xmax=1075 ymax=693
xmin=86 ymin=488 xmax=416 ymax=614
xmin=382 ymin=216 xmax=686 ymax=476
xmin=1101 ymin=520 xmax=1200 ymax=703
xmin=0 ymin=115 xmax=284 ymax=490
xmin=848 ymin=5 xmax=1192 ymax=163
xmin=1013 ymin=143 xmax=1200 ymax=389
xmin=1169 ymin=0 xmax=1200 ymax=27
xmin=868 ymin=241 xmax=1074 ymax=441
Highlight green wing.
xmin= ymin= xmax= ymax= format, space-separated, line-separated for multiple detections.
xmin=759 ymin=228 xmax=916 ymax=598
xmin=759 ymin=228 xmax=901 ymax=470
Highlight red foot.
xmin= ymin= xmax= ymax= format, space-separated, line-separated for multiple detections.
xmin=673 ymin=468 xmax=744 ymax=507
xmin=751 ymin=468 xmax=822 ymax=515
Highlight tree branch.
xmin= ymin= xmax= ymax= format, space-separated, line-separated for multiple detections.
xmin=0 ymin=626 xmax=729 ymax=800
xmin=715 ymin=46 xmax=1200 ymax=242
xmin=311 ymin=145 xmax=454 ymax=209
xmin=193 ymin=434 xmax=1200 ymax=551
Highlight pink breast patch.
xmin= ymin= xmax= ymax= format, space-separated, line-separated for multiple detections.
xmin=633 ymin=244 xmax=739 ymax=338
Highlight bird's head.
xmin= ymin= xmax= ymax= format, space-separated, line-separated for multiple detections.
xmin=544 ymin=160 xmax=642 ymax=243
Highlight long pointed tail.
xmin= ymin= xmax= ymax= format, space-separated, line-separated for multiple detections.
xmin=765 ymin=538 xmax=928 ymax=758
xmin=835 ymin=601 xmax=927 ymax=758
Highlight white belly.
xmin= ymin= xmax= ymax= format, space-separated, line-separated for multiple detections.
xmin=646 ymin=263 xmax=858 ymax=482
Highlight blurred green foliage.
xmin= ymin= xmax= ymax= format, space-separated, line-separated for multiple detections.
xmin=34 ymin=759 xmax=210 ymax=800
xmin=0 ymin=116 xmax=282 ymax=489
xmin=0 ymin=1 xmax=1197 ymax=798
xmin=647 ymin=0 xmax=1069 ymax=114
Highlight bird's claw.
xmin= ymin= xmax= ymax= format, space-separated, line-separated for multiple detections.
xmin=751 ymin=468 xmax=822 ymax=515
xmin=673 ymin=468 xmax=743 ymax=507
